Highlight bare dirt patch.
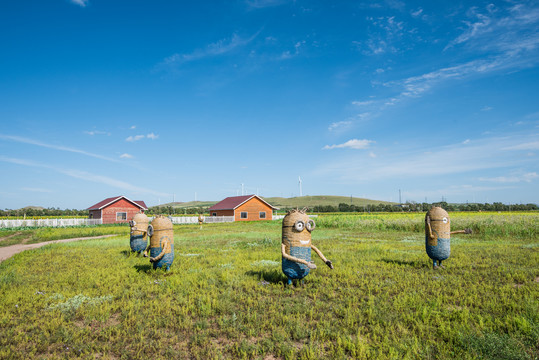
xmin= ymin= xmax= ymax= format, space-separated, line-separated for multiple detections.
xmin=0 ymin=235 xmax=117 ymax=263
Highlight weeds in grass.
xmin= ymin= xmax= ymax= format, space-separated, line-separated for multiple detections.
xmin=0 ymin=214 xmax=537 ymax=359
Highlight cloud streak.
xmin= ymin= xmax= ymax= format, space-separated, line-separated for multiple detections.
xmin=0 ymin=134 xmax=119 ymax=163
xmin=0 ymin=156 xmax=169 ymax=198
xmin=126 ymin=133 xmax=159 ymax=142
xmin=69 ymin=0 xmax=89 ymax=7
xmin=158 ymin=31 xmax=260 ymax=69
xmin=323 ymin=139 xmax=375 ymax=150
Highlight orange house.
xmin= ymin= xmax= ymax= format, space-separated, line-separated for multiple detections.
xmin=87 ymin=196 xmax=148 ymax=224
xmin=208 ymin=195 xmax=277 ymax=221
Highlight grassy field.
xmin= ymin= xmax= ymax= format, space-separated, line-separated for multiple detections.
xmin=157 ymin=195 xmax=394 ymax=210
xmin=0 ymin=213 xmax=537 ymax=359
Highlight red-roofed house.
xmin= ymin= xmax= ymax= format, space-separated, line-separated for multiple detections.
xmin=87 ymin=196 xmax=148 ymax=224
xmin=208 ymin=195 xmax=277 ymax=221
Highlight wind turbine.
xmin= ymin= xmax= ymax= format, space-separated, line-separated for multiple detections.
xmin=298 ymin=176 xmax=303 ymax=197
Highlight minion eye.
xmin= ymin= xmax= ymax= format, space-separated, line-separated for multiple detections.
xmin=306 ymin=219 xmax=316 ymax=232
xmin=294 ymin=221 xmax=305 ymax=231
xmin=147 ymin=224 xmax=154 ymax=236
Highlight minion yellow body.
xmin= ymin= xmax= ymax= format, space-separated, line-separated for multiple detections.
xmin=129 ymin=212 xmax=149 ymax=253
xmin=425 ymin=206 xmax=471 ymax=269
xmin=146 ymin=215 xmax=174 ymax=270
xmin=281 ymin=209 xmax=333 ymax=285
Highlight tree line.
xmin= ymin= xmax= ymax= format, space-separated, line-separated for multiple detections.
xmin=1 ymin=201 xmax=536 ymax=218
xmin=310 ymin=202 xmax=538 ymax=213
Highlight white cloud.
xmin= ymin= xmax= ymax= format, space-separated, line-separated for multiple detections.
xmin=316 ymin=135 xmax=537 ymax=181
xmin=245 ymin=0 xmax=288 ymax=9
xmin=0 ymin=156 xmax=169 ymax=198
xmin=159 ymin=31 xmax=260 ymax=69
xmin=352 ymin=100 xmax=374 ymax=106
xmin=130 ymin=125 xmax=136 ymax=130
xmin=323 ymin=139 xmax=375 ymax=150
xmin=21 ymin=187 xmax=53 ymax=193
xmin=462 ymin=139 xmax=470 ymax=144
xmin=479 ymin=172 xmax=538 ymax=183
xmin=126 ymin=135 xmax=145 ymax=142
xmin=85 ymin=130 xmax=110 ymax=136
xmin=328 ymin=121 xmax=352 ymax=131
xmin=0 ymin=134 xmax=118 ymax=163
xmin=481 ymin=106 xmax=493 ymax=111
xmin=503 ymin=141 xmax=539 ymax=150
xmin=126 ymin=133 xmax=159 ymax=142
xmin=120 ymin=153 xmax=133 ymax=159
xmin=70 ymin=0 xmax=89 ymax=7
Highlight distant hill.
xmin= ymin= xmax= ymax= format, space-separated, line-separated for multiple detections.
xmin=154 ymin=195 xmax=394 ymax=210
xmin=19 ymin=206 xmax=45 ymax=211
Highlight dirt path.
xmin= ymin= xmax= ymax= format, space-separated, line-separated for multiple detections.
xmin=0 ymin=235 xmax=117 ymax=263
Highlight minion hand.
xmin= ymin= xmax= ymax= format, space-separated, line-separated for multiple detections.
xmin=307 ymin=261 xmax=317 ymax=269
xmin=325 ymin=260 xmax=334 ymax=269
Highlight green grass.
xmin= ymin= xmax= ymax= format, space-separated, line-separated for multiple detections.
xmin=158 ymin=195 xmax=394 ymax=210
xmin=0 ymin=214 xmax=538 ymax=359
xmin=0 ymin=225 xmax=128 ymax=247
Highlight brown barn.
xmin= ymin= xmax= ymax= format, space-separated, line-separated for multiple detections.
xmin=208 ymin=195 xmax=277 ymax=221
xmin=87 ymin=196 xmax=148 ymax=224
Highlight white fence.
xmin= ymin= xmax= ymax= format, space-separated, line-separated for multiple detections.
xmin=151 ymin=216 xmax=235 ymax=224
xmin=0 ymin=218 xmax=103 ymax=229
xmin=0 ymin=214 xmax=314 ymax=229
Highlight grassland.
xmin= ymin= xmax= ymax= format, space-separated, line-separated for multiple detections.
xmin=0 ymin=213 xmax=537 ymax=359
xmin=156 ymin=195 xmax=394 ymax=210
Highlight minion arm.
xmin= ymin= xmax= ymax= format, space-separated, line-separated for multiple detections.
xmin=281 ymin=244 xmax=316 ymax=269
xmin=150 ymin=238 xmax=170 ymax=262
xmin=426 ymin=215 xmax=436 ymax=240
xmin=311 ymin=244 xmax=333 ymax=269
xmin=450 ymin=229 xmax=473 ymax=235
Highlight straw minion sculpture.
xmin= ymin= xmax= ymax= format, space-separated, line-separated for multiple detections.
xmin=145 ymin=215 xmax=174 ymax=270
xmin=129 ymin=212 xmax=149 ymax=254
xmin=281 ymin=209 xmax=333 ymax=285
xmin=425 ymin=206 xmax=471 ymax=269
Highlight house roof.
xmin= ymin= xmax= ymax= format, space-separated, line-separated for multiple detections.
xmin=208 ymin=195 xmax=277 ymax=211
xmin=87 ymin=196 xmax=148 ymax=210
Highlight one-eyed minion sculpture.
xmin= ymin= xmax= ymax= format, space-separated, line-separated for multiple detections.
xmin=281 ymin=209 xmax=333 ymax=285
xmin=425 ymin=206 xmax=472 ymax=269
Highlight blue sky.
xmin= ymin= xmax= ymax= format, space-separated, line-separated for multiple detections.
xmin=1 ymin=0 xmax=538 ymax=209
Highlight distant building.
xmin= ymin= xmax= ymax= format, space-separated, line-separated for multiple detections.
xmin=208 ymin=195 xmax=277 ymax=221
xmin=87 ymin=196 xmax=147 ymax=224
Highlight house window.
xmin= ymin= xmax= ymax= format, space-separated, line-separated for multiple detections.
xmin=240 ymin=212 xmax=248 ymax=219
xmin=212 ymin=212 xmax=217 ymax=216
xmin=259 ymin=211 xmax=266 ymax=219
xmin=116 ymin=212 xmax=127 ymax=221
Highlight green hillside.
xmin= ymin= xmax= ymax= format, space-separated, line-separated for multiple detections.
xmin=261 ymin=195 xmax=394 ymax=209
xmin=155 ymin=195 xmax=394 ymax=210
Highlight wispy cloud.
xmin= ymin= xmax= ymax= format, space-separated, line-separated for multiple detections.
xmin=21 ymin=187 xmax=53 ymax=193
xmin=445 ymin=2 xmax=539 ymax=52
xmin=120 ymin=153 xmax=133 ymax=159
xmin=502 ymin=141 xmax=539 ymax=151
xmin=328 ymin=121 xmax=352 ymax=131
xmin=158 ymin=32 xmax=260 ymax=69
xmin=316 ymin=134 xmax=537 ymax=182
xmin=246 ymin=0 xmax=288 ymax=9
xmin=0 ymin=156 xmax=169 ymax=198
xmin=126 ymin=133 xmax=159 ymax=142
xmin=69 ymin=0 xmax=89 ymax=7
xmin=323 ymin=139 xmax=375 ymax=150
xmin=479 ymin=172 xmax=538 ymax=183
xmin=0 ymin=134 xmax=119 ymax=163
xmin=85 ymin=130 xmax=110 ymax=136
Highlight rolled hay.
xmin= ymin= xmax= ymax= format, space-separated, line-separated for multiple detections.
xmin=281 ymin=209 xmax=328 ymax=284
xmin=425 ymin=207 xmax=451 ymax=268
xmin=148 ymin=215 xmax=174 ymax=270
xmin=129 ymin=212 xmax=149 ymax=253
